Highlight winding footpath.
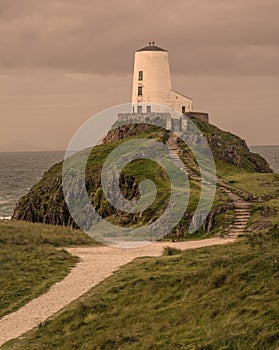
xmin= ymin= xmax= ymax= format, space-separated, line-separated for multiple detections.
xmin=0 ymin=136 xmax=252 ymax=347
xmin=0 ymin=239 xmax=235 ymax=347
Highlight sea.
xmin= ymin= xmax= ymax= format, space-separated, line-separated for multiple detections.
xmin=0 ymin=146 xmax=278 ymax=219
xmin=0 ymin=151 xmax=64 ymax=219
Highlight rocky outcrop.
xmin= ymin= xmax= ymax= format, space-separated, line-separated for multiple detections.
xmin=190 ymin=117 xmax=272 ymax=173
xmin=12 ymin=163 xmax=140 ymax=229
xmin=104 ymin=119 xmax=272 ymax=173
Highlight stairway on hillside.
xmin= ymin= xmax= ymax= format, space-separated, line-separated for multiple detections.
xmin=167 ymin=134 xmax=201 ymax=181
xmin=219 ymin=187 xmax=251 ymax=237
xmin=167 ymin=133 xmax=251 ymax=238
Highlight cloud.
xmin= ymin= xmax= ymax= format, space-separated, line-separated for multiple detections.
xmin=0 ymin=0 xmax=278 ymax=76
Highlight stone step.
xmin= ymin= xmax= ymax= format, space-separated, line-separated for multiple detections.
xmin=229 ymin=231 xmax=246 ymax=235
xmin=168 ymin=137 xmax=251 ymax=241
xmin=234 ymin=204 xmax=251 ymax=208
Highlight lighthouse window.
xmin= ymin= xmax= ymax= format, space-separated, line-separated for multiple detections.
xmin=182 ymin=106 xmax=186 ymax=113
xmin=138 ymin=86 xmax=142 ymax=96
xmin=138 ymin=71 xmax=143 ymax=81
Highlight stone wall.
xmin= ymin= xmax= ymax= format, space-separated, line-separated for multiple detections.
xmin=117 ymin=112 xmax=207 ymax=133
xmin=185 ymin=112 xmax=209 ymax=122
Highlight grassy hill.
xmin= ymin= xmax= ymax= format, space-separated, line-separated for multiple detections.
xmin=12 ymin=118 xmax=272 ymax=239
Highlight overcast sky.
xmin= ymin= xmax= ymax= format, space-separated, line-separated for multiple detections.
xmin=0 ymin=0 xmax=278 ymax=151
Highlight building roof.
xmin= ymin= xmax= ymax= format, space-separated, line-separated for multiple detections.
xmin=170 ymin=90 xmax=193 ymax=101
xmin=137 ymin=43 xmax=167 ymax=52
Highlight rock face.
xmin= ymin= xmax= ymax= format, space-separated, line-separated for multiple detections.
xmin=12 ymin=160 xmax=140 ymax=229
xmin=12 ymin=163 xmax=72 ymax=226
xmin=189 ymin=117 xmax=272 ymax=173
xmin=12 ymin=117 xmax=272 ymax=236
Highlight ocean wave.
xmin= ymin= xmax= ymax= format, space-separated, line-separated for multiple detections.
xmin=0 ymin=216 xmax=11 ymax=220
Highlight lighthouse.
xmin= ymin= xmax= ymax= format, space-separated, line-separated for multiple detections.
xmin=117 ymin=43 xmax=209 ymax=132
xmin=132 ymin=42 xmax=193 ymax=114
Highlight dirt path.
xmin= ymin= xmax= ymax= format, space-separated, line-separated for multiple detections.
xmin=0 ymin=238 xmax=235 ymax=347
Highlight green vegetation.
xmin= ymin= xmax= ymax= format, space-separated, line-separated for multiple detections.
xmin=13 ymin=131 xmax=204 ymax=238
xmin=162 ymin=246 xmax=182 ymax=256
xmin=219 ymin=168 xmax=279 ymax=231
xmin=13 ymin=119 xmax=271 ymax=236
xmin=5 ymin=236 xmax=279 ymax=350
xmin=13 ymin=125 xmax=249 ymax=239
xmin=1 ymin=120 xmax=278 ymax=348
xmin=0 ymin=221 xmax=96 ymax=318
xmin=190 ymin=117 xmax=271 ymax=173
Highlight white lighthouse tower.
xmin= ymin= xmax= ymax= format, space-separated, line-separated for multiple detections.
xmin=132 ymin=42 xmax=193 ymax=114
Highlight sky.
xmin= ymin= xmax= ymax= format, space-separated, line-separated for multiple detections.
xmin=0 ymin=0 xmax=278 ymax=151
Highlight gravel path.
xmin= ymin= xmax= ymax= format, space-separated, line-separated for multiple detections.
xmin=0 ymin=238 xmax=235 ymax=347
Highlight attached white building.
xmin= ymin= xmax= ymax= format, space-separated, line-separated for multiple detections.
xmin=132 ymin=42 xmax=193 ymax=114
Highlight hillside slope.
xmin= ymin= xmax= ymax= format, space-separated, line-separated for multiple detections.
xmin=12 ymin=118 xmax=271 ymax=238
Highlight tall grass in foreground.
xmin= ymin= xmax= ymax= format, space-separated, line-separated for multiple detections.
xmin=0 ymin=220 xmax=96 ymax=318
xmin=5 ymin=233 xmax=279 ymax=349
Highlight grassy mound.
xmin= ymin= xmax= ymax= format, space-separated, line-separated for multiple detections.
xmin=12 ymin=119 xmax=271 ymax=238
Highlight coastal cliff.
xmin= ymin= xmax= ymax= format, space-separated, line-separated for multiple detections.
xmin=12 ymin=117 xmax=272 ymax=237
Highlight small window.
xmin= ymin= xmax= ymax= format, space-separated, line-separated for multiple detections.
xmin=146 ymin=106 xmax=151 ymax=113
xmin=182 ymin=106 xmax=186 ymax=113
xmin=138 ymin=71 xmax=143 ymax=81
xmin=137 ymin=105 xmax=142 ymax=113
xmin=138 ymin=86 xmax=142 ymax=96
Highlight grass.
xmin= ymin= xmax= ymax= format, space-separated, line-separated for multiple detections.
xmin=2 ymin=123 xmax=278 ymax=348
xmin=4 ymin=236 xmax=279 ymax=349
xmin=162 ymin=246 xmax=182 ymax=256
xmin=0 ymin=220 xmax=96 ymax=318
xmin=16 ymin=131 xmax=202 ymax=235
xmin=218 ymin=169 xmax=279 ymax=229
xmin=86 ymin=137 xmax=204 ymax=232
xmin=190 ymin=117 xmax=271 ymax=173
xmin=220 ymin=171 xmax=279 ymax=199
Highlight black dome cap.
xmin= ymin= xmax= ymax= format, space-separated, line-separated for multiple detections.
xmin=137 ymin=42 xmax=167 ymax=52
